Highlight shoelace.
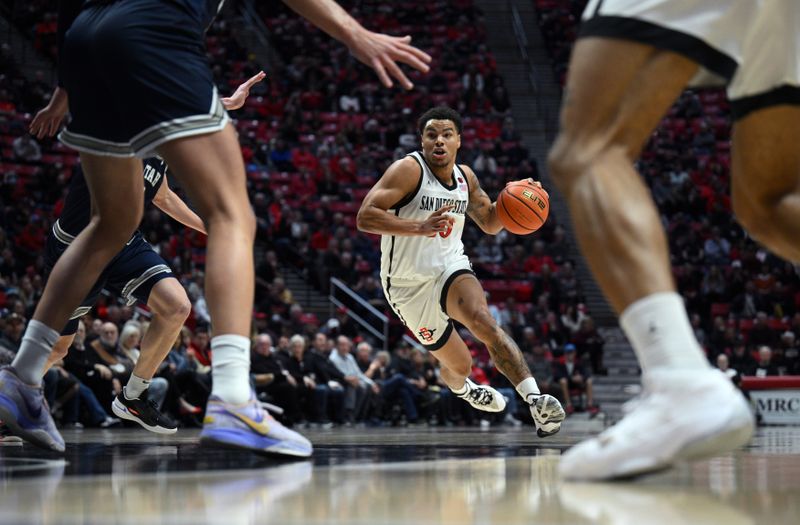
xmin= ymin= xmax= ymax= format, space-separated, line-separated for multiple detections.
xmin=466 ymin=387 xmax=494 ymax=406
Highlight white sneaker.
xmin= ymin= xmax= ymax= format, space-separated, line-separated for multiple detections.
xmin=559 ymin=369 xmax=754 ymax=481
xmin=529 ymin=394 xmax=565 ymax=437
xmin=455 ymin=379 xmax=507 ymax=413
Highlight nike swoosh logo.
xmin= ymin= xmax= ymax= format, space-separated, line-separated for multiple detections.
xmin=230 ymin=410 xmax=271 ymax=435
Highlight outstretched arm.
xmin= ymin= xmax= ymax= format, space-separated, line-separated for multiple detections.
xmin=221 ymin=71 xmax=266 ymax=111
xmin=152 ymin=174 xmax=207 ymax=235
xmin=357 ymin=157 xmax=453 ymax=237
xmin=282 ymin=0 xmax=431 ymax=90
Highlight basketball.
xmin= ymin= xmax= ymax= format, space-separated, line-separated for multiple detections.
xmin=496 ymin=180 xmax=550 ymax=235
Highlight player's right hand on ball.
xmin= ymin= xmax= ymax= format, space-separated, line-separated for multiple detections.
xmin=419 ymin=204 xmax=454 ymax=237
xmin=506 ymin=178 xmax=543 ymax=189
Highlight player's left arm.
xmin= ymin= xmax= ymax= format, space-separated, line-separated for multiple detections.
xmin=463 ymin=165 xmax=503 ymax=235
xmin=152 ymin=173 xmax=207 ymax=235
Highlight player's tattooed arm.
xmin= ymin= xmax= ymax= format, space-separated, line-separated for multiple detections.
xmin=357 ymin=157 xmax=453 ymax=237
xmin=463 ymin=165 xmax=503 ymax=235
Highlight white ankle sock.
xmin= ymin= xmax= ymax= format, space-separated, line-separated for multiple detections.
xmin=516 ymin=377 xmax=540 ymax=404
xmin=210 ymin=334 xmax=251 ymax=404
xmin=124 ymin=374 xmax=151 ymax=400
xmin=11 ymin=320 xmax=60 ymax=384
xmin=620 ymin=292 xmax=710 ymax=373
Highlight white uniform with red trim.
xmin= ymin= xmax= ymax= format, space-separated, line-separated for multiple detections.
xmin=379 ymin=152 xmax=473 ymax=349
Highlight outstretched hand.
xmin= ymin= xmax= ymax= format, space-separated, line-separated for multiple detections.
xmin=221 ymin=71 xmax=267 ymax=111
xmin=29 ymin=87 xmax=69 ymax=139
xmin=347 ymin=31 xmax=431 ymax=90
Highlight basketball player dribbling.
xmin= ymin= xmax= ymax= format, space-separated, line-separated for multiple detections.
xmin=0 ymin=0 xmax=431 ymax=456
xmin=357 ymin=107 xmax=566 ymax=437
xmin=547 ymin=0 xmax=800 ymax=479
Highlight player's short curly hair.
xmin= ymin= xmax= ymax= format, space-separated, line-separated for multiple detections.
xmin=417 ymin=106 xmax=463 ymax=136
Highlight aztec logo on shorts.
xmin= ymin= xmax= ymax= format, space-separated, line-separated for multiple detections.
xmin=418 ymin=327 xmax=437 ymax=342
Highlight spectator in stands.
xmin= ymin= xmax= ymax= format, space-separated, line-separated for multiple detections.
xmin=329 ymin=335 xmax=376 ymax=424
xmin=754 ymin=346 xmax=779 ymax=377
xmin=729 ymin=340 xmax=756 ymax=376
xmin=779 ymin=331 xmax=800 ymax=375
xmin=518 ymin=327 xmax=539 ymax=356
xmin=64 ymin=321 xmax=117 ymax=416
xmin=703 ymin=227 xmax=731 ymax=266
xmin=560 ymin=304 xmax=587 ymax=336
xmin=749 ymin=312 xmax=776 ymax=347
xmin=49 ymin=323 xmax=119 ymax=428
xmin=734 ymin=281 xmax=765 ymax=318
xmin=0 ymin=312 xmax=25 ymax=352
xmin=524 ymin=240 xmax=558 ymax=275
xmin=573 ymin=316 xmax=606 ymax=375
xmin=472 ymin=144 xmax=498 ymax=176
xmin=716 ymin=353 xmax=741 ymax=387
xmin=554 ymin=344 xmax=598 ymax=416
xmin=375 ymin=349 xmax=420 ymax=423
xmin=187 ymin=325 xmax=212 ymax=372
xmin=251 ymin=333 xmax=301 ymax=425
xmin=12 ymin=133 xmax=42 ymax=163
xmin=303 ymin=333 xmax=346 ymax=424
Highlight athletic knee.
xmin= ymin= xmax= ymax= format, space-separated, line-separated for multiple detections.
xmin=153 ymin=287 xmax=192 ymax=323
xmin=547 ymin=133 xmax=635 ymax=196
xmin=205 ymin=202 xmax=256 ymax=239
xmin=547 ymin=134 xmax=593 ymax=195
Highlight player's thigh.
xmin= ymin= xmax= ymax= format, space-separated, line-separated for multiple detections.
xmin=731 ymin=105 xmax=800 ymax=207
xmin=79 ymin=154 xmax=144 ymax=229
xmin=443 ymin=272 xmax=491 ymax=330
xmin=155 ymin=124 xmax=251 ymax=223
xmin=555 ymin=38 xmax=698 ymax=161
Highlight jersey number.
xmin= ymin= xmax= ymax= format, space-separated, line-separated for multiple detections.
xmin=439 ymin=223 xmax=453 ymax=238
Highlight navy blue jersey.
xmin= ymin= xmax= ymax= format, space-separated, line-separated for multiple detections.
xmin=56 ymin=158 xmax=167 ymax=238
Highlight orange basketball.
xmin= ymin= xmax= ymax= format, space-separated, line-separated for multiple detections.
xmin=496 ymin=180 xmax=549 ymax=235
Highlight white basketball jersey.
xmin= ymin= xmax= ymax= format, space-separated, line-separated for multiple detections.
xmin=380 ymin=152 xmax=471 ymax=284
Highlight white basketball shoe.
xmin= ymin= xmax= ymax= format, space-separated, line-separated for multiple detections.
xmin=559 ymin=368 xmax=754 ymax=480
xmin=456 ymin=378 xmax=507 ymax=412
xmin=529 ymin=394 xmax=566 ymax=437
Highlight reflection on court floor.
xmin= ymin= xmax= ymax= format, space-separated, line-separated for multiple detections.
xmin=1 ymin=427 xmax=798 ymax=524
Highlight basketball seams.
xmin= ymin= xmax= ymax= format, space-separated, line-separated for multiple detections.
xmin=506 ymin=190 xmax=545 ymax=224
xmin=497 ymin=193 xmax=535 ymax=233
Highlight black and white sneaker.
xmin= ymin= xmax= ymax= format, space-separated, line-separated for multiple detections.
xmin=455 ymin=378 xmax=507 ymax=413
xmin=112 ymin=389 xmax=178 ymax=435
xmin=529 ymin=394 xmax=565 ymax=437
